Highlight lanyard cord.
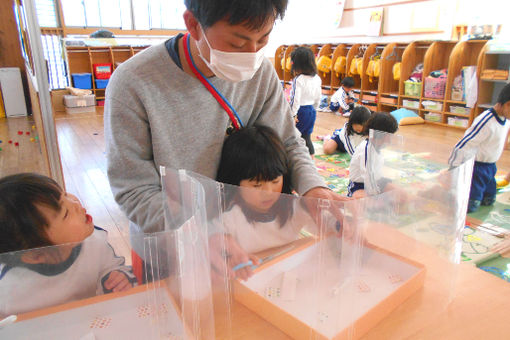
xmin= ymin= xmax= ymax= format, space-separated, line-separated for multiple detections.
xmin=182 ymin=33 xmax=243 ymax=130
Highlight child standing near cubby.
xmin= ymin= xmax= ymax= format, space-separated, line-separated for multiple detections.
xmin=449 ymin=84 xmax=510 ymax=213
xmin=289 ymin=47 xmax=322 ymax=156
xmin=348 ymin=112 xmax=398 ymax=198
xmin=323 ymin=106 xmax=372 ymax=155
xmin=330 ymin=77 xmax=355 ymax=117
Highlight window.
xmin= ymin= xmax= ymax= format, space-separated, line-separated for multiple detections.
xmin=59 ymin=0 xmax=185 ymax=30
xmin=41 ymin=35 xmax=68 ymax=89
xmin=35 ymin=0 xmax=58 ymax=27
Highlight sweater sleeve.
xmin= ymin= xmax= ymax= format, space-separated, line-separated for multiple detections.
xmin=104 ymin=68 xmax=165 ymax=234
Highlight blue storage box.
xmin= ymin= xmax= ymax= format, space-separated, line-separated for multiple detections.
xmin=71 ymin=73 xmax=92 ymax=89
xmin=95 ymin=79 xmax=109 ymax=89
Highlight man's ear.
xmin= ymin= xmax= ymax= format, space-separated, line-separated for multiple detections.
xmin=20 ymin=250 xmax=47 ymax=264
xmin=183 ymin=10 xmax=201 ymax=41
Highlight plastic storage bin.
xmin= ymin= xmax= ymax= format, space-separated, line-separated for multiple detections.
xmin=404 ymin=81 xmax=422 ymax=97
xmin=72 ymin=73 xmax=92 ymax=89
xmin=402 ymin=99 xmax=420 ymax=109
xmin=424 ymin=112 xmax=441 ymax=122
xmin=93 ymin=63 xmax=112 ymax=79
xmin=450 ymin=106 xmax=470 ymax=115
xmin=424 ymin=75 xmax=446 ymax=99
xmin=448 ymin=117 xmax=468 ymax=127
xmin=422 ymin=100 xmax=443 ymax=111
xmin=64 ymin=94 xmax=96 ymax=108
xmin=95 ymin=79 xmax=109 ymax=89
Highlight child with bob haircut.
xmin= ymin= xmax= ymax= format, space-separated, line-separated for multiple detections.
xmin=289 ymin=46 xmax=322 ymax=156
xmin=323 ymin=105 xmax=372 ymax=155
xmin=216 ymin=125 xmax=317 ymax=256
xmin=449 ymin=83 xmax=510 ymax=212
xmin=0 ymin=173 xmax=136 ymax=317
xmin=348 ymin=112 xmax=399 ymax=198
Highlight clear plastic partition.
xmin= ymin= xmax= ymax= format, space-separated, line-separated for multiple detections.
xmin=363 ymin=130 xmax=474 ymax=314
xmin=0 ymin=232 xmax=188 ymax=340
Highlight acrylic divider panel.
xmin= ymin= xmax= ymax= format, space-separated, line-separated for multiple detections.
xmin=364 ymin=130 xmax=474 ymax=311
xmin=0 ymin=233 xmax=187 ymax=340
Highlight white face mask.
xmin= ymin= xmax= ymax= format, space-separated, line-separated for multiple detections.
xmin=197 ymin=26 xmax=266 ymax=82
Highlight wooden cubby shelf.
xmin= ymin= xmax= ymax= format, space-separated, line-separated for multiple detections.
xmin=269 ymin=38 xmax=495 ymax=130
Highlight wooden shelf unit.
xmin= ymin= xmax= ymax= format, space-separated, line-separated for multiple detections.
xmin=274 ymin=44 xmax=287 ymax=81
xmin=316 ymin=43 xmax=335 ymax=91
xmin=65 ymin=45 xmax=149 ymax=103
xmin=378 ymin=42 xmax=408 ymax=111
xmin=414 ymin=41 xmax=456 ymax=126
xmin=476 ymin=42 xmax=510 ymax=119
xmin=346 ymin=43 xmax=363 ymax=92
xmin=330 ymin=44 xmax=350 ymax=93
xmin=359 ymin=43 xmax=384 ymax=110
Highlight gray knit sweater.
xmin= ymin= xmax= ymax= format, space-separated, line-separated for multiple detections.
xmin=104 ymin=42 xmax=325 ymax=234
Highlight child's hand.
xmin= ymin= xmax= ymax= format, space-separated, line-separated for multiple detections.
xmin=103 ymin=271 xmax=132 ymax=293
xmin=294 ymin=116 xmax=299 ymax=124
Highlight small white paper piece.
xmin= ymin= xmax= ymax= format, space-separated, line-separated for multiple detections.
xmin=281 ymin=271 xmax=298 ymax=301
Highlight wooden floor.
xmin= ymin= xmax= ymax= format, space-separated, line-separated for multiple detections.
xmin=1 ymin=108 xmax=509 ymax=261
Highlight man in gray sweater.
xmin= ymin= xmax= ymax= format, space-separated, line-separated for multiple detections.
xmin=105 ymin=0 xmax=347 ymax=279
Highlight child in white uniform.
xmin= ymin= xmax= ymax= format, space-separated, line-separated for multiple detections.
xmin=0 ymin=173 xmax=136 ymax=317
xmin=449 ymin=83 xmax=510 ymax=212
xmin=330 ymin=77 xmax=355 ymax=117
xmin=323 ymin=106 xmax=371 ymax=155
xmin=348 ymin=112 xmax=399 ymax=198
xmin=216 ymin=126 xmax=316 ymax=254
xmin=289 ymin=47 xmax=322 ymax=156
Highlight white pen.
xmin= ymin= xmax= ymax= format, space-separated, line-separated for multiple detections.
xmin=0 ymin=315 xmax=17 ymax=328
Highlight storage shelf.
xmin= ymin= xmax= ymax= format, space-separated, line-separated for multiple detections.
xmin=444 ymin=112 xmax=470 ymax=118
xmin=400 ymin=95 xmax=421 ymax=99
xmin=381 ymin=93 xmax=399 ymax=97
xmin=420 ymin=109 xmax=443 ymax=114
xmin=481 ymin=78 xmax=509 ymax=84
xmin=380 ymin=103 xmax=398 ymax=107
xmin=446 ymin=100 xmax=466 ymax=104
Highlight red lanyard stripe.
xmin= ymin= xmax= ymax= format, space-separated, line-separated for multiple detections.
xmin=182 ymin=33 xmax=241 ymax=130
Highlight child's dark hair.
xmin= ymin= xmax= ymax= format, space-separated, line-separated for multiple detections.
xmin=496 ymin=83 xmax=510 ymax=105
xmin=346 ymin=106 xmax=371 ymax=136
xmin=341 ymin=77 xmax=355 ymax=88
xmin=290 ymin=47 xmax=317 ymax=77
xmin=216 ymin=125 xmax=293 ymax=224
xmin=0 ymin=173 xmax=62 ymax=254
xmin=185 ymin=0 xmax=288 ymax=30
xmin=362 ymin=112 xmax=398 ymax=136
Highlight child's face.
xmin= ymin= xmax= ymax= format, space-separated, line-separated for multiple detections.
xmin=500 ymin=101 xmax=510 ymax=119
xmin=38 ymin=193 xmax=94 ymax=245
xmin=239 ymin=176 xmax=284 ymax=213
xmin=352 ymin=124 xmax=363 ymax=134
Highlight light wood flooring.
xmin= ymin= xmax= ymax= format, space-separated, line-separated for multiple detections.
xmin=1 ymin=109 xmax=509 ymax=261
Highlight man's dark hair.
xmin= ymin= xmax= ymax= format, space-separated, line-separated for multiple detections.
xmin=184 ymin=0 xmax=288 ymax=30
xmin=341 ymin=77 xmax=355 ymax=88
xmin=496 ymin=83 xmax=510 ymax=105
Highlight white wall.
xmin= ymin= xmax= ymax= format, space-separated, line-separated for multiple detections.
xmin=266 ymin=0 xmax=507 ymax=57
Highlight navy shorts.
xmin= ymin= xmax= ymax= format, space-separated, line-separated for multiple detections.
xmin=470 ymin=161 xmax=497 ymax=202
xmin=296 ymin=105 xmax=317 ymax=135
xmin=331 ymin=129 xmax=347 ymax=153
xmin=347 ymin=181 xmax=364 ymax=197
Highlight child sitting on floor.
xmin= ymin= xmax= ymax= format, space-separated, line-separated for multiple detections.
xmin=329 ymin=77 xmax=355 ymax=117
xmin=0 ymin=173 xmax=136 ymax=317
xmin=216 ymin=126 xmax=317 ymax=255
xmin=449 ymin=83 xmax=510 ymax=212
xmin=323 ymin=106 xmax=372 ymax=155
xmin=348 ymin=112 xmax=398 ymax=198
